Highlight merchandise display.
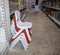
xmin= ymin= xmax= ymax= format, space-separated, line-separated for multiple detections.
xmin=55 ymin=11 xmax=60 ymax=22
xmin=10 ymin=0 xmax=32 ymax=50
xmin=31 ymin=2 xmax=35 ymax=8
xmin=10 ymin=11 xmax=32 ymax=50
xmin=50 ymin=11 xmax=55 ymax=18
xmin=41 ymin=0 xmax=60 ymax=26
xmin=9 ymin=0 xmax=27 ymax=15
xmin=9 ymin=0 xmax=19 ymax=15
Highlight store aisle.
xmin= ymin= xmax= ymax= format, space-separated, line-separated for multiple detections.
xmin=7 ymin=10 xmax=60 ymax=55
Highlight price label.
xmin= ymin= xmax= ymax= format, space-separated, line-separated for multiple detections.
xmin=0 ymin=0 xmax=5 ymax=23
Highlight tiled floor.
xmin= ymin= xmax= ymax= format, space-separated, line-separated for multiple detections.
xmin=7 ymin=10 xmax=60 ymax=55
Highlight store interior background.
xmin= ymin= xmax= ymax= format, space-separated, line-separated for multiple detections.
xmin=0 ymin=0 xmax=60 ymax=55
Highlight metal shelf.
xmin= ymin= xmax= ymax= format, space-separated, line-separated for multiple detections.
xmin=0 ymin=0 xmax=11 ymax=55
xmin=10 ymin=7 xmax=26 ymax=16
xmin=42 ymin=5 xmax=60 ymax=11
xmin=48 ymin=15 xmax=60 ymax=26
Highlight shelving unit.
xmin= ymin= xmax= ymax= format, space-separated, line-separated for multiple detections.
xmin=0 ymin=0 xmax=11 ymax=55
xmin=9 ymin=0 xmax=27 ymax=16
xmin=9 ymin=0 xmax=27 ymax=21
xmin=41 ymin=0 xmax=60 ymax=26
xmin=48 ymin=15 xmax=60 ymax=26
xmin=43 ymin=5 xmax=60 ymax=11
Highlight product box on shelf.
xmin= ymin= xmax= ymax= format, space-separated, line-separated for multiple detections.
xmin=50 ymin=11 xmax=55 ymax=18
xmin=55 ymin=11 xmax=60 ymax=22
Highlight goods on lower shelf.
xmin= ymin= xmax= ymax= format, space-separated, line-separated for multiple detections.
xmin=55 ymin=11 xmax=60 ymax=22
xmin=50 ymin=11 xmax=55 ymax=18
xmin=45 ymin=8 xmax=51 ymax=15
